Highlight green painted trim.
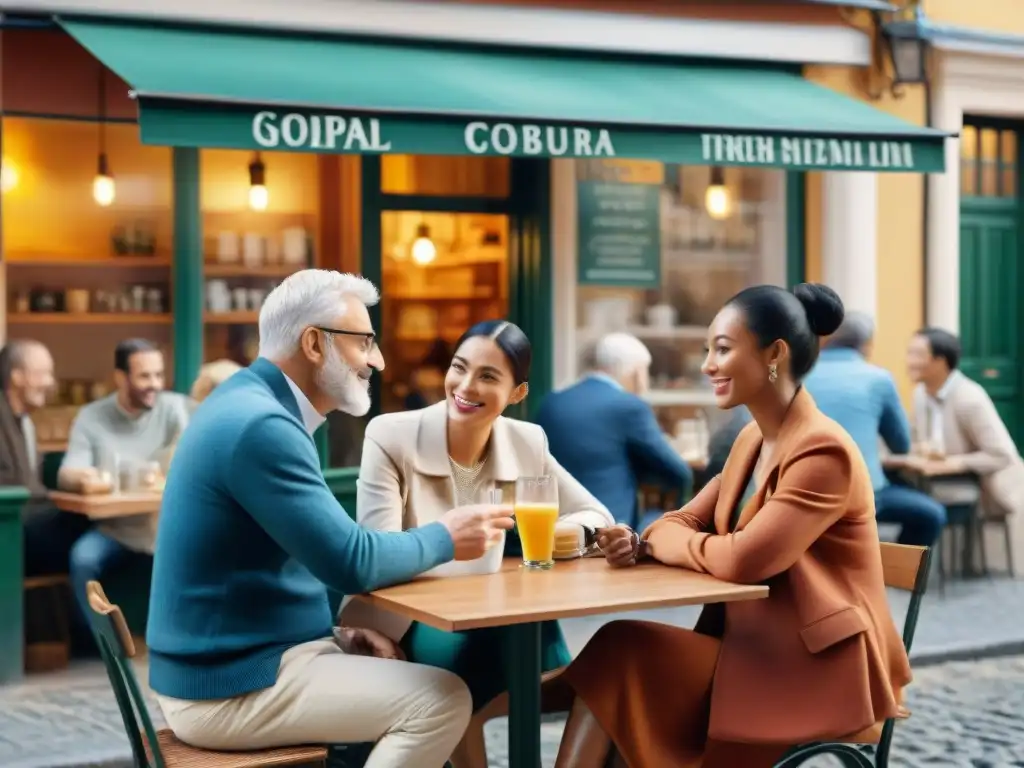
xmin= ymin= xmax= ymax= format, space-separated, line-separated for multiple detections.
xmin=362 ymin=157 xmax=384 ymax=418
xmin=0 ymin=486 xmax=27 ymax=683
xmin=786 ymin=171 xmax=807 ymax=287
xmin=314 ymin=424 xmax=329 ymax=469
xmin=323 ymin=466 xmax=359 ymax=495
xmin=510 ymin=159 xmax=554 ymax=420
xmin=172 ymin=147 xmax=204 ymax=393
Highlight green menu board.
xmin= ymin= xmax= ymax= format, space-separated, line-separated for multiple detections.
xmin=577 ymin=177 xmax=661 ymax=288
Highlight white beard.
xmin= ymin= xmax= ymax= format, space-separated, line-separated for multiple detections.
xmin=317 ymin=343 xmax=371 ymax=417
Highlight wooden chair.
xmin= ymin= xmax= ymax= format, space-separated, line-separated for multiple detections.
xmin=775 ymin=542 xmax=932 ymax=768
xmin=84 ymin=581 xmax=328 ymax=768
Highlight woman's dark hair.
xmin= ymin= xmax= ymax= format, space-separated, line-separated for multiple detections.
xmin=916 ymin=327 xmax=961 ymax=371
xmin=453 ymin=320 xmax=532 ymax=385
xmin=726 ymin=283 xmax=844 ymax=381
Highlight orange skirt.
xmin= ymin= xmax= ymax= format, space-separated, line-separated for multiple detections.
xmin=561 ymin=620 xmax=792 ymax=768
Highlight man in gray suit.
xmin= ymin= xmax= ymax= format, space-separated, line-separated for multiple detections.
xmin=907 ymin=327 xmax=1024 ymax=573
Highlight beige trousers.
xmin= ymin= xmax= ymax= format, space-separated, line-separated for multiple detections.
xmin=156 ymin=638 xmax=472 ymax=768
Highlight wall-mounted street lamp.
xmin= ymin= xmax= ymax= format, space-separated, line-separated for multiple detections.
xmin=867 ymin=1 xmax=930 ymax=99
xmin=883 ymin=4 xmax=930 ymax=88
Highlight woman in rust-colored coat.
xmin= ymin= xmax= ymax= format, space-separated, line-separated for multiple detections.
xmin=555 ymin=284 xmax=912 ymax=768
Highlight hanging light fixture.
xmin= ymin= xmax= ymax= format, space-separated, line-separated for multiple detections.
xmin=92 ymin=66 xmax=115 ymax=207
xmin=248 ymin=152 xmax=269 ymax=211
xmin=704 ymin=166 xmax=730 ymax=220
xmin=410 ymin=223 xmax=437 ymax=265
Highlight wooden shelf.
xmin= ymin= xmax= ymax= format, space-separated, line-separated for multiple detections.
xmin=5 ymin=256 xmax=171 ymax=268
xmin=204 ymin=263 xmax=303 ymax=278
xmin=7 ymin=312 xmax=172 ymax=325
xmin=390 ymin=288 xmax=495 ymax=301
xmin=205 ymin=311 xmax=259 ymax=324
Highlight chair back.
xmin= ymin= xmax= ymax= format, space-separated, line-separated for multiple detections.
xmin=86 ymin=581 xmax=166 ymax=768
xmin=877 ymin=542 xmax=931 ymax=767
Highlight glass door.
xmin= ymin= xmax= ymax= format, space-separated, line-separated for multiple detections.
xmin=378 ymin=209 xmax=510 ymax=413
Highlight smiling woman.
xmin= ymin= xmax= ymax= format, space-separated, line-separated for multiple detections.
xmin=341 ymin=318 xmax=614 ymax=767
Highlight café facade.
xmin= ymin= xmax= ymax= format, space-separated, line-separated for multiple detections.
xmin=0 ymin=0 xmax=948 ymax=676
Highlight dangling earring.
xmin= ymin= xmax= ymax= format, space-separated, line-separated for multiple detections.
xmin=768 ymin=364 xmax=778 ymax=383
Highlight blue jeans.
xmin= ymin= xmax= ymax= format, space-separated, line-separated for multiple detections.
xmin=874 ymin=484 xmax=947 ymax=548
xmin=68 ymin=528 xmax=136 ymax=632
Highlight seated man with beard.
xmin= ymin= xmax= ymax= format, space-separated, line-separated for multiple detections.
xmin=147 ymin=270 xmax=510 ymax=767
xmin=58 ymin=338 xmax=190 ymax=638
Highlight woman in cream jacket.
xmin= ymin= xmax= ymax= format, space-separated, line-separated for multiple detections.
xmin=343 ymin=320 xmax=613 ymax=767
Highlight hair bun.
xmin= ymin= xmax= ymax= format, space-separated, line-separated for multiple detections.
xmin=792 ymin=283 xmax=844 ymax=337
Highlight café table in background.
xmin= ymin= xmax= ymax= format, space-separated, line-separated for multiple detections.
xmin=49 ymin=491 xmax=162 ymax=520
xmin=882 ymin=455 xmax=982 ymax=578
xmin=357 ymin=556 xmax=767 ymax=768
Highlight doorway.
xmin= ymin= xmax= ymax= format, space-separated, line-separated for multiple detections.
xmin=959 ymin=119 xmax=1023 ymax=446
xmin=378 ymin=209 xmax=510 ymax=413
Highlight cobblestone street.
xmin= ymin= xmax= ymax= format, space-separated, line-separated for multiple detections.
xmin=483 ymin=656 xmax=1024 ymax=767
xmin=3 ymin=651 xmax=1024 ymax=768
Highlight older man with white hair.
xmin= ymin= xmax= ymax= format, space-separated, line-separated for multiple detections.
xmin=804 ymin=311 xmax=947 ymax=548
xmin=536 ymin=332 xmax=692 ymax=526
xmin=145 ymin=270 xmax=514 ymax=767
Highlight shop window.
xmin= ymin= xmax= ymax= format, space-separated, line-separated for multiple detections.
xmin=381 ymin=155 xmax=511 ymax=197
xmin=570 ymin=159 xmax=786 ymax=448
xmin=377 ymin=210 xmax=510 ymax=413
xmin=2 ymin=116 xmax=173 ymax=451
xmin=961 ymin=122 xmax=1017 ymax=199
xmin=200 ymin=148 xmax=322 ymax=368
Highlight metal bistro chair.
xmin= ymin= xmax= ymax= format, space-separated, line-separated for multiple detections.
xmin=85 ymin=580 xmax=328 ymax=768
xmin=775 ymin=542 xmax=932 ymax=768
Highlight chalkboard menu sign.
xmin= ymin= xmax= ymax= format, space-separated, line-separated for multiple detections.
xmin=577 ymin=160 xmax=661 ymax=288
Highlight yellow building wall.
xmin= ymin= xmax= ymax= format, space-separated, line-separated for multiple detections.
xmin=924 ymin=0 xmax=1024 ymax=34
xmin=803 ymin=66 xmax=926 ymax=404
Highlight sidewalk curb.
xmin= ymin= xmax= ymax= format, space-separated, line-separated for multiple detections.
xmin=910 ymin=638 xmax=1024 ymax=667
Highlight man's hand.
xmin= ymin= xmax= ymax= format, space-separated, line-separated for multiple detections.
xmin=333 ymin=627 xmax=406 ymax=661
xmin=596 ymin=525 xmax=638 ymax=568
xmin=439 ymin=504 xmax=515 ymax=560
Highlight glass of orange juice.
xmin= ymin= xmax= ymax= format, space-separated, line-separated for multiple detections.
xmin=515 ymin=476 xmax=559 ymax=570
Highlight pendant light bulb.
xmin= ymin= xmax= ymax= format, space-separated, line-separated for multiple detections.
xmin=248 ymin=154 xmax=269 ymax=211
xmin=93 ymin=153 xmax=116 ymax=207
xmin=411 ymin=224 xmax=437 ymax=265
xmin=704 ymin=166 xmax=730 ymax=220
xmin=0 ymin=158 xmax=18 ymax=194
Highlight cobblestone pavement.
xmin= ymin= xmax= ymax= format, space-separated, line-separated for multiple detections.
xmin=3 ymin=653 xmax=1024 ymax=768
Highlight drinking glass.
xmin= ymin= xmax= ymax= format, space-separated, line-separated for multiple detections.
xmin=514 ymin=476 xmax=559 ymax=570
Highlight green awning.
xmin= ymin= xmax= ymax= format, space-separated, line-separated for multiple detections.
xmin=59 ymin=18 xmax=950 ymax=173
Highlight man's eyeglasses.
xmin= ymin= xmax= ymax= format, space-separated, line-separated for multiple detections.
xmin=316 ymin=326 xmax=377 ymax=353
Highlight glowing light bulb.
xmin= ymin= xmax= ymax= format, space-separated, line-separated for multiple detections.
xmin=1 ymin=160 xmax=19 ymax=194
xmin=93 ymin=153 xmax=115 ymax=207
xmin=248 ymin=184 xmax=269 ymax=211
xmin=704 ymin=167 xmax=730 ymax=220
xmin=705 ymin=185 xmax=730 ymax=220
xmin=248 ymin=154 xmax=268 ymax=211
xmin=411 ymin=224 xmax=436 ymax=265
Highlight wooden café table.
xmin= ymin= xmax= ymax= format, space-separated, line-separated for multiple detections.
xmin=356 ymin=556 xmax=768 ymax=768
xmin=50 ymin=490 xmax=162 ymax=520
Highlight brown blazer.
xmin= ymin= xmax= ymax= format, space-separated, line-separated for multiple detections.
xmin=644 ymin=388 xmax=911 ymax=745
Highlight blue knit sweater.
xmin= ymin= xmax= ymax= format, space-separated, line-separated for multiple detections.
xmin=146 ymin=358 xmax=453 ymax=700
